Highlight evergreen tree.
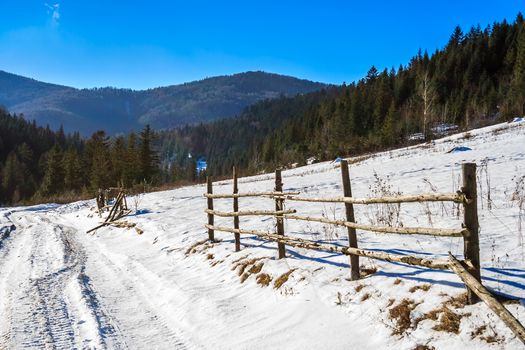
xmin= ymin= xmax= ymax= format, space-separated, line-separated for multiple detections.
xmin=38 ymin=143 xmax=64 ymax=197
xmin=139 ymin=125 xmax=158 ymax=182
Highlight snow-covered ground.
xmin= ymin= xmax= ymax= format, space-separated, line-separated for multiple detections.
xmin=1 ymin=121 xmax=525 ymax=349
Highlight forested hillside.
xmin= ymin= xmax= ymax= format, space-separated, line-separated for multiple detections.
xmin=158 ymin=14 xmax=525 ymax=175
xmin=0 ymin=71 xmax=325 ymax=135
xmin=0 ymin=109 xmax=158 ymax=204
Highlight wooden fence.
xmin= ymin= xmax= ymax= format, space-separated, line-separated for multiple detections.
xmin=203 ymin=161 xmax=525 ymax=343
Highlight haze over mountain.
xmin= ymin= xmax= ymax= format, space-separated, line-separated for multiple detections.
xmin=0 ymin=70 xmax=326 ymax=135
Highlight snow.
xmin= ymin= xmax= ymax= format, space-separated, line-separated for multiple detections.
xmin=1 ymin=121 xmax=525 ymax=349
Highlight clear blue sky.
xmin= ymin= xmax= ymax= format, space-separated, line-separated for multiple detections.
xmin=0 ymin=1 xmax=523 ymax=89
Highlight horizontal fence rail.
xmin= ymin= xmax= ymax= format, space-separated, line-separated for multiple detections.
xmin=205 ymin=209 xmax=296 ymax=217
xmin=204 ymin=191 xmax=299 ymax=199
xmin=284 ymin=214 xmax=467 ymax=237
xmin=205 ymin=224 xmax=451 ymax=270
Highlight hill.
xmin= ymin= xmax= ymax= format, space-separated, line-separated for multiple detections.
xmin=0 ymin=71 xmax=326 ymax=135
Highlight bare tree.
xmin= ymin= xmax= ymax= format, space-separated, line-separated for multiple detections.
xmin=418 ymin=71 xmax=435 ymax=138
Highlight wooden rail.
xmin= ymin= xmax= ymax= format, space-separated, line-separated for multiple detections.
xmin=205 ymin=209 xmax=296 ymax=217
xmin=284 ymin=214 xmax=466 ymax=237
xmin=204 ymin=191 xmax=299 ymax=199
xmin=205 ymin=224 xmax=450 ymax=270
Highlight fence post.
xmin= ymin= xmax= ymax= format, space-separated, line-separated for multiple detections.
xmin=233 ymin=167 xmax=241 ymax=251
xmin=340 ymin=160 xmax=360 ymax=280
xmin=207 ymin=176 xmax=215 ymax=242
xmin=462 ymin=162 xmax=481 ymax=304
xmin=275 ymin=169 xmax=286 ymax=259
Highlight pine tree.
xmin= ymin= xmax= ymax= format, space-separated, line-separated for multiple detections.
xmin=38 ymin=143 xmax=64 ymax=197
xmin=139 ymin=125 xmax=158 ymax=182
xmin=63 ymin=148 xmax=83 ymax=191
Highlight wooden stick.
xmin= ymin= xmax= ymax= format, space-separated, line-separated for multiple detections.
xmin=284 ymin=214 xmax=466 ymax=237
xmin=105 ymin=192 xmax=123 ymax=223
xmin=205 ymin=209 xmax=297 ymax=217
xmin=233 ymin=166 xmax=241 ymax=252
xmin=206 ymin=224 xmax=450 ymax=270
xmin=275 ymin=169 xmax=286 ymax=259
xmin=449 ymin=253 xmax=525 ymax=344
xmin=281 ymin=193 xmax=466 ymax=204
xmin=203 ymin=191 xmax=300 ymax=199
xmin=341 ymin=159 xmax=360 ymax=280
xmin=462 ymin=163 xmax=481 ymax=304
xmin=207 ymin=176 xmax=215 ymax=242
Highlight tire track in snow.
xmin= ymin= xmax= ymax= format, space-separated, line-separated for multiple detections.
xmin=0 ymin=212 xmax=127 ymax=349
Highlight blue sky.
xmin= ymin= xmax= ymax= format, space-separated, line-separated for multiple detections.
xmin=0 ymin=1 xmax=523 ymax=89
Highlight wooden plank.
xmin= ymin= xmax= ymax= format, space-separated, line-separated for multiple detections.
xmin=341 ymin=159 xmax=360 ymax=280
xmin=233 ymin=166 xmax=241 ymax=252
xmin=203 ymin=191 xmax=300 ymax=199
xmin=275 ymin=169 xmax=286 ymax=259
xmin=205 ymin=209 xmax=296 ymax=217
xmin=462 ymin=163 xmax=481 ymax=304
xmin=207 ymin=176 xmax=215 ymax=242
xmin=281 ymin=193 xmax=465 ymax=204
xmin=205 ymin=224 xmax=450 ymax=270
xmin=284 ymin=214 xmax=465 ymax=237
xmin=449 ymin=254 xmax=525 ymax=344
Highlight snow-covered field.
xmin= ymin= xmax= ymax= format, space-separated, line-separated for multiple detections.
xmin=1 ymin=121 xmax=525 ymax=349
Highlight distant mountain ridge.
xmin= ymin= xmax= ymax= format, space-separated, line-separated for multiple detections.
xmin=0 ymin=70 xmax=326 ymax=135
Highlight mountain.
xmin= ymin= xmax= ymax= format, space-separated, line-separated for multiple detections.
xmin=0 ymin=70 xmax=326 ymax=135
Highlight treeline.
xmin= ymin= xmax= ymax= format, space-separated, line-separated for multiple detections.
xmin=157 ymin=14 xmax=525 ymax=175
xmin=0 ymin=109 xmax=159 ymax=205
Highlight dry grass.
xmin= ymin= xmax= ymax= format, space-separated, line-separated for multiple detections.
xmin=409 ymin=284 xmax=431 ymax=293
xmin=185 ymin=239 xmax=210 ymax=255
xmin=256 ymin=273 xmax=272 ymax=287
xmin=412 ymin=345 xmax=435 ymax=350
xmin=432 ymin=307 xmax=462 ymax=334
xmin=386 ymin=299 xmax=395 ymax=307
xmin=206 ymin=253 xmax=214 ymax=260
xmin=248 ymin=263 xmax=264 ymax=274
xmin=388 ymin=299 xmax=419 ymax=335
xmin=393 ymin=278 xmax=402 ymax=285
xmin=232 ymin=257 xmax=266 ymax=276
xmin=274 ymin=269 xmax=296 ymax=289
xmin=355 ymin=284 xmax=365 ymax=292
xmin=361 ymin=293 xmax=371 ymax=302
xmin=446 ymin=292 xmax=468 ymax=309
xmin=360 ymin=267 xmax=378 ymax=278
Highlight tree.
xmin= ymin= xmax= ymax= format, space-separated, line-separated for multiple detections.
xmin=139 ymin=125 xmax=158 ymax=183
xmin=86 ymin=131 xmax=112 ymax=191
xmin=418 ymin=70 xmax=436 ymax=138
xmin=63 ymin=148 xmax=83 ymax=191
xmin=38 ymin=143 xmax=64 ymax=197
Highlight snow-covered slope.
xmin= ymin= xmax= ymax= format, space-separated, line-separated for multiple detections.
xmin=1 ymin=121 xmax=525 ymax=349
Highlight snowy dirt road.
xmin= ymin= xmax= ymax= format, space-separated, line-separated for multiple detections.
xmin=0 ymin=209 xmax=190 ymax=350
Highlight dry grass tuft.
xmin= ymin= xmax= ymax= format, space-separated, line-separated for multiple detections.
xmin=412 ymin=345 xmax=435 ymax=350
xmin=360 ymin=267 xmax=378 ymax=278
xmin=409 ymin=284 xmax=431 ymax=293
xmin=206 ymin=253 xmax=214 ymax=260
xmin=387 ymin=298 xmax=395 ymax=307
xmin=256 ymin=273 xmax=272 ymax=287
xmin=361 ymin=293 xmax=371 ymax=302
xmin=249 ymin=262 xmax=264 ymax=274
xmin=274 ymin=269 xmax=296 ymax=289
xmin=240 ymin=273 xmax=250 ymax=283
xmin=432 ymin=307 xmax=462 ymax=334
xmin=185 ymin=238 xmax=209 ymax=255
xmin=446 ymin=292 xmax=468 ymax=309
xmin=355 ymin=284 xmax=365 ymax=292
xmin=388 ymin=299 xmax=419 ymax=335
xmin=393 ymin=278 xmax=402 ymax=285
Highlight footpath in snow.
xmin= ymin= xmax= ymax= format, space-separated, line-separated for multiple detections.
xmin=1 ymin=121 xmax=525 ymax=349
